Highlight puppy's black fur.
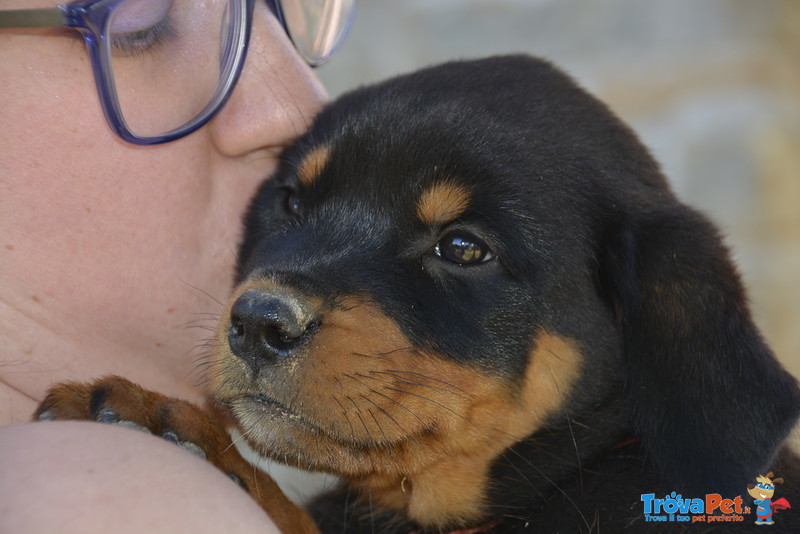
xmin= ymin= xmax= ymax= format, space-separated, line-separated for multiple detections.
xmin=233 ymin=55 xmax=800 ymax=532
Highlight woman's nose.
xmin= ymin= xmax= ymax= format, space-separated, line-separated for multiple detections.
xmin=208 ymin=2 xmax=328 ymax=157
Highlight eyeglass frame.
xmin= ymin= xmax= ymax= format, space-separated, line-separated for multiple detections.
xmin=0 ymin=0 xmax=344 ymax=145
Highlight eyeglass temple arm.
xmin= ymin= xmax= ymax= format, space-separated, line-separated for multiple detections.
xmin=0 ymin=8 xmax=66 ymax=29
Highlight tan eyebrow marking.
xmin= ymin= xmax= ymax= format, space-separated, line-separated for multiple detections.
xmin=297 ymin=144 xmax=331 ymax=187
xmin=416 ymin=181 xmax=472 ymax=226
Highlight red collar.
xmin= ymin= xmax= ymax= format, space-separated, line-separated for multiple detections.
xmin=410 ymin=518 xmax=500 ymax=534
xmin=446 ymin=519 xmax=501 ymax=534
xmin=611 ymin=437 xmax=640 ymax=451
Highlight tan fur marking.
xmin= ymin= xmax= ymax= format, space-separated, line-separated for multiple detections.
xmin=211 ymin=290 xmax=582 ymax=529
xmin=416 ymin=181 xmax=472 ymax=225
xmin=297 ymin=144 xmax=331 ymax=187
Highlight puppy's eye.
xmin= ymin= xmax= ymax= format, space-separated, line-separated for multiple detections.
xmin=284 ymin=189 xmax=302 ymax=215
xmin=434 ymin=234 xmax=494 ymax=265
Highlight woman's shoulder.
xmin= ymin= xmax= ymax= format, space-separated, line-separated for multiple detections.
xmin=0 ymin=421 xmax=280 ymax=533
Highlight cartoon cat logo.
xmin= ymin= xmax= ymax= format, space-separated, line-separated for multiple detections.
xmin=747 ymin=472 xmax=791 ymax=525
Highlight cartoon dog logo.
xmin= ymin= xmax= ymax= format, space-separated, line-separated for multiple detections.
xmin=747 ymin=472 xmax=791 ymax=525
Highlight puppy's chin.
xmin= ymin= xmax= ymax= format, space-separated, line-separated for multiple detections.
xmin=225 ymin=394 xmax=353 ymax=470
xmin=227 ymin=394 xmax=411 ymax=474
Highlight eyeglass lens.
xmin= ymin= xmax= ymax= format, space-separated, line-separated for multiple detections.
xmin=280 ymin=0 xmax=354 ymax=66
xmin=106 ymin=0 xmax=242 ymax=138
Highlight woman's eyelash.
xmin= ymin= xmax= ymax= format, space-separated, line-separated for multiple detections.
xmin=110 ymin=16 xmax=177 ymax=56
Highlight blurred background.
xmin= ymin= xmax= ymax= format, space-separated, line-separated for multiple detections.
xmin=317 ymin=0 xmax=800 ymax=379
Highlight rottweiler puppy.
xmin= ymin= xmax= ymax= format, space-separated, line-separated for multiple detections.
xmin=38 ymin=55 xmax=800 ymax=533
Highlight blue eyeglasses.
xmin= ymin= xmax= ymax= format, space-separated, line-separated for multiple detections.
xmin=0 ymin=0 xmax=355 ymax=145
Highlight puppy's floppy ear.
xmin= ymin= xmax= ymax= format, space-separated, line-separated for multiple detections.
xmin=599 ymin=202 xmax=800 ymax=497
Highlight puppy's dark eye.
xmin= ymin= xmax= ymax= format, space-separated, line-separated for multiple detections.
xmin=284 ymin=189 xmax=302 ymax=215
xmin=434 ymin=234 xmax=494 ymax=265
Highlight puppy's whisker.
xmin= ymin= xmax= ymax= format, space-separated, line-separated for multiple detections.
xmin=380 ymin=386 xmax=472 ymax=428
xmin=195 ymin=358 xmax=226 ymax=375
xmin=346 ymin=396 xmax=372 ymax=440
xmin=367 ymin=485 xmax=375 ymax=534
xmin=350 ymin=352 xmax=387 ymax=361
xmin=342 ymin=482 xmax=353 ymax=533
xmin=543 ymin=358 xmax=582 ymax=488
xmin=224 ymin=424 xmax=254 ymax=454
xmin=183 ymin=324 xmax=217 ymax=333
xmin=352 ymin=378 xmax=426 ymax=426
xmin=252 ymin=454 xmax=264 ymax=502
xmin=192 ymin=358 xmax=230 ymax=388
xmin=333 ymin=396 xmax=358 ymax=437
xmin=178 ymin=279 xmax=226 ymax=308
xmin=191 ymin=353 xmax=224 ymax=371
xmin=544 ymin=347 xmax=571 ymax=364
xmin=358 ymin=392 xmax=407 ymax=437
xmin=191 ymin=352 xmax=213 ymax=366
xmin=371 ymin=369 xmax=473 ymax=399
xmin=567 ymin=419 xmax=590 ymax=430
xmin=373 ymin=346 xmax=415 ymax=356
xmin=382 ymin=366 xmax=474 ymax=395
xmin=366 ymin=408 xmax=393 ymax=456
xmin=351 ymin=377 xmax=463 ymax=449
xmin=180 ymin=319 xmax=217 ymax=330
xmin=188 ymin=312 xmax=222 ymax=319
xmin=181 ymin=315 xmax=220 ymax=324
xmin=499 ymin=445 xmax=592 ymax=532
xmin=496 ymin=451 xmax=548 ymax=500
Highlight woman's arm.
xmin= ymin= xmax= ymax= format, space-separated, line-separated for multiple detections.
xmin=0 ymin=421 xmax=281 ymax=533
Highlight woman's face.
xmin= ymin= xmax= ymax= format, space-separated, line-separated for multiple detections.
xmin=0 ymin=0 xmax=327 ymax=396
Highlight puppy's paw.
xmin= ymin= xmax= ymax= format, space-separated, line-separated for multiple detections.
xmin=35 ymin=376 xmax=319 ymax=534
xmin=36 ymin=376 xmax=211 ymax=457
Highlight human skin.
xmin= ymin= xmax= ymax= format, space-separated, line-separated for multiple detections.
xmin=0 ymin=422 xmax=279 ymax=533
xmin=0 ymin=0 xmax=327 ymax=531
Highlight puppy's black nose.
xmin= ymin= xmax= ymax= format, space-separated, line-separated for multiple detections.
xmin=227 ymin=289 xmax=317 ymax=368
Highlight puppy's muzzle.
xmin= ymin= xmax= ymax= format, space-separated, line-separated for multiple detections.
xmin=227 ymin=289 xmax=319 ymax=369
